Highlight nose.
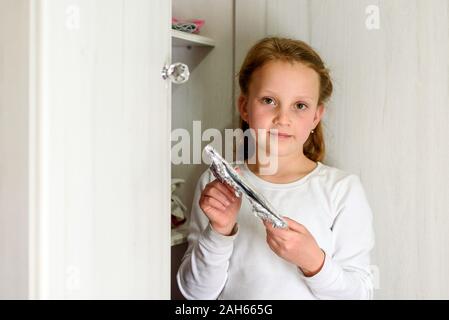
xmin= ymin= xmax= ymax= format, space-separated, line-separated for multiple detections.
xmin=273 ymin=106 xmax=291 ymax=126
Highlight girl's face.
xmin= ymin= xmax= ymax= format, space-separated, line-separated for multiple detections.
xmin=238 ymin=60 xmax=325 ymax=158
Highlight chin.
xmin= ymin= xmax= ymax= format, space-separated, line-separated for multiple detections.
xmin=265 ymin=145 xmax=299 ymax=158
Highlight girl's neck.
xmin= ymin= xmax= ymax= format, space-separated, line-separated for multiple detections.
xmin=246 ymin=153 xmax=318 ymax=184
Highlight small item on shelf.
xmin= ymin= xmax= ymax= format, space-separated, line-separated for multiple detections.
xmin=171 ymin=178 xmax=187 ymax=228
xmin=172 ymin=17 xmax=205 ymax=34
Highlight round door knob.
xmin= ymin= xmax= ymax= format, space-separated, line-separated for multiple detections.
xmin=161 ymin=62 xmax=190 ymax=84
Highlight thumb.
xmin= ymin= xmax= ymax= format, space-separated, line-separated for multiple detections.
xmin=234 ymin=166 xmax=242 ymax=175
xmin=283 ymin=216 xmax=306 ymax=233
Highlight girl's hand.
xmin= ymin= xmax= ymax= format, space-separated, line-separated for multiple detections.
xmin=199 ymin=168 xmax=242 ymax=236
xmin=263 ymin=216 xmax=325 ymax=277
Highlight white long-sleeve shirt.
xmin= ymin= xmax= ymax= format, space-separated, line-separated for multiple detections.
xmin=177 ymin=161 xmax=375 ymax=300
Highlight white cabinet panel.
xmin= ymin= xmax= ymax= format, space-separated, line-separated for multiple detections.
xmin=1 ymin=0 xmax=171 ymax=299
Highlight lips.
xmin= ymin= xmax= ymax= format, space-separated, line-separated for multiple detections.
xmin=269 ymin=131 xmax=292 ymax=138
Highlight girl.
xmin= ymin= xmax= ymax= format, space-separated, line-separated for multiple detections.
xmin=177 ymin=37 xmax=375 ymax=300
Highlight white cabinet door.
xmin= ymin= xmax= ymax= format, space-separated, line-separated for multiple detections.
xmin=26 ymin=0 xmax=171 ymax=299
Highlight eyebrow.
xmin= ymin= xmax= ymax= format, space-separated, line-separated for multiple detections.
xmin=261 ymin=90 xmax=314 ymax=101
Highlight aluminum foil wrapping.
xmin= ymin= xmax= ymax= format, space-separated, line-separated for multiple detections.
xmin=204 ymin=144 xmax=288 ymax=229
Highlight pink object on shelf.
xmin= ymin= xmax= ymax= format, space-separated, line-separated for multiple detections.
xmin=172 ymin=17 xmax=205 ymax=34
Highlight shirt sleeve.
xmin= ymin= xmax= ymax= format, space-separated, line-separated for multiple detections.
xmin=299 ymin=174 xmax=375 ymax=300
xmin=176 ymin=169 xmax=239 ymax=300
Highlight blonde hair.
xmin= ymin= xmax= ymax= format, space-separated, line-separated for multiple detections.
xmin=237 ymin=37 xmax=333 ymax=162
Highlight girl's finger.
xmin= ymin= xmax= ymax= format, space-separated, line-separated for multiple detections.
xmin=206 ymin=187 xmax=232 ymax=207
xmin=207 ymin=188 xmax=234 ymax=207
xmin=266 ymin=234 xmax=282 ymax=251
xmin=224 ymin=183 xmax=238 ymax=197
xmin=203 ymin=195 xmax=226 ymax=211
xmin=213 ymin=181 xmax=237 ymax=202
xmin=202 ymin=205 xmax=226 ymax=219
xmin=283 ymin=217 xmax=307 ymax=234
xmin=264 ymin=220 xmax=289 ymax=241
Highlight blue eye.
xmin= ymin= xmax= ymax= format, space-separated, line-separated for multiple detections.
xmin=295 ymin=103 xmax=308 ymax=110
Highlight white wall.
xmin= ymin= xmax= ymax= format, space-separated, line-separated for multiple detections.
xmin=235 ymin=0 xmax=449 ymax=299
xmin=0 ymin=0 xmax=30 ymax=299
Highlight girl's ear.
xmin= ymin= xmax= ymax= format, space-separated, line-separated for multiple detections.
xmin=313 ymin=104 xmax=325 ymax=127
xmin=237 ymin=95 xmax=249 ymax=123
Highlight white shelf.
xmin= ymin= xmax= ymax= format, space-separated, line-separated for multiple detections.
xmin=171 ymin=30 xmax=216 ymax=47
xmin=171 ymin=223 xmax=189 ymax=246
